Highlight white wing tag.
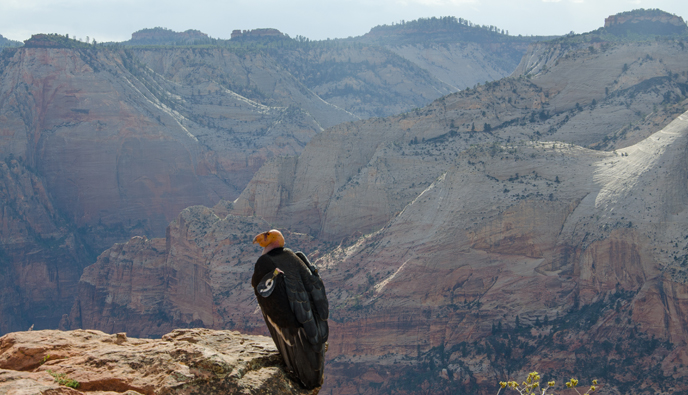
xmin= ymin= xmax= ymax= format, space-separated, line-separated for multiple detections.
xmin=257 ymin=269 xmax=282 ymax=297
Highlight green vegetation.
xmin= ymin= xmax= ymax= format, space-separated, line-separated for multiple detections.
xmin=124 ymin=27 xmax=214 ymax=46
xmin=360 ymin=16 xmax=553 ymax=45
xmin=348 ymin=288 xmax=677 ymax=394
xmin=47 ymin=370 xmax=80 ymax=389
xmin=0 ymin=34 xmax=21 ymax=49
xmin=498 ymin=372 xmax=597 ymax=395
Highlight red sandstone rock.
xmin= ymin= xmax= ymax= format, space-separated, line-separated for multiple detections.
xmin=60 ymin=205 xmax=322 ymax=339
xmin=0 ymin=328 xmax=316 ymax=394
xmin=0 ymin=44 xmax=327 ymax=333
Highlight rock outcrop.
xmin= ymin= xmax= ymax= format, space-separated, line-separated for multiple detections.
xmin=386 ymin=42 xmax=526 ymax=91
xmin=230 ymin=29 xmax=286 ymax=41
xmin=604 ymin=9 xmax=688 ymax=34
xmin=356 ymin=16 xmax=539 ymax=92
xmin=0 ymin=328 xmax=316 ymax=394
xmin=127 ymin=28 xmax=211 ymax=46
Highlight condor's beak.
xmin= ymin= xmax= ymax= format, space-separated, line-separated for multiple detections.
xmin=253 ymin=229 xmax=285 ymax=248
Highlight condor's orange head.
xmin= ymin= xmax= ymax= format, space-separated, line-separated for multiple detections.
xmin=253 ymin=229 xmax=285 ymax=254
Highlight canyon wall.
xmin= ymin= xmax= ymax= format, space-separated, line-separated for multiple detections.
xmin=0 ymin=28 xmax=540 ymax=334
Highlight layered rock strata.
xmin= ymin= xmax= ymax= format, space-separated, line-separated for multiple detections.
xmin=234 ymin=40 xmax=688 ymax=241
xmin=67 ymin=112 xmax=688 ymax=393
xmin=60 ymin=203 xmax=322 ymax=339
xmin=0 ymin=45 xmax=326 ymax=333
xmin=71 ymin=39 xmax=688 ymax=392
xmin=0 ymin=21 xmax=550 ymax=334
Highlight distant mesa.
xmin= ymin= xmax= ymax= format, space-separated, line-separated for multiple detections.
xmin=127 ymin=27 xmax=211 ymax=45
xmin=604 ymin=9 xmax=688 ymax=35
xmin=230 ymin=28 xmax=287 ymax=41
xmin=23 ymin=33 xmax=93 ymax=49
xmin=358 ymin=16 xmax=550 ymax=46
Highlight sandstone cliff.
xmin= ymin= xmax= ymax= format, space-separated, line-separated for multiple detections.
xmin=60 ymin=203 xmax=323 ymax=338
xmin=0 ymin=328 xmax=316 ymax=394
xmin=316 ymin=111 xmax=688 ymax=393
xmin=66 ymin=110 xmax=688 ymax=392
xmin=233 ymin=39 xmax=688 ymax=241
xmin=514 ymin=9 xmax=688 ymax=79
xmin=264 ymin=45 xmax=455 ymax=119
xmin=386 ymin=42 xmax=526 ymax=91
xmin=0 ymin=44 xmax=335 ymax=333
xmin=0 ymin=158 xmax=94 ymax=333
xmin=0 ymin=24 xmax=538 ymax=335
xmin=199 ymin=34 xmax=688 ymax=393
xmin=66 ymin=111 xmax=688 ymax=393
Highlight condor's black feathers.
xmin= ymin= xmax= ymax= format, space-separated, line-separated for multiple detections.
xmin=252 ymin=247 xmax=329 ymax=389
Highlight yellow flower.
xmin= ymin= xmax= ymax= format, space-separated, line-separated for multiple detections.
xmin=548 ymin=381 xmax=556 ymax=387
xmin=500 ymin=381 xmax=507 ymax=388
xmin=591 ymin=385 xmax=596 ymax=391
xmin=533 ymin=382 xmax=539 ymax=389
xmin=571 ymin=378 xmax=578 ymax=387
xmin=592 ymin=380 xmax=598 ymax=385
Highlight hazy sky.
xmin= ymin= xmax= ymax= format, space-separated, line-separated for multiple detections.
xmin=1 ymin=0 xmax=687 ymax=43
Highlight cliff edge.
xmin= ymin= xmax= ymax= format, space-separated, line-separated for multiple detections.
xmin=0 ymin=328 xmax=317 ymax=394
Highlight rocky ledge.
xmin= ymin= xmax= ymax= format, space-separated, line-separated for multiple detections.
xmin=0 ymin=328 xmax=317 ymax=394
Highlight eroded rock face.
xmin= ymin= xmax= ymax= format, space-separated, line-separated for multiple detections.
xmin=69 ymin=35 xmax=688 ymax=393
xmin=387 ymin=42 xmax=527 ymax=91
xmin=0 ymin=36 xmax=532 ymax=334
xmin=0 ymin=45 xmax=328 ymax=334
xmin=67 ymin=111 xmax=688 ymax=393
xmin=314 ymin=112 xmax=688 ymax=394
xmin=60 ymin=203 xmax=323 ymax=339
xmin=233 ymin=40 xmax=688 ymax=242
xmin=0 ymin=328 xmax=316 ymax=394
xmin=0 ymin=158 xmax=93 ymax=333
